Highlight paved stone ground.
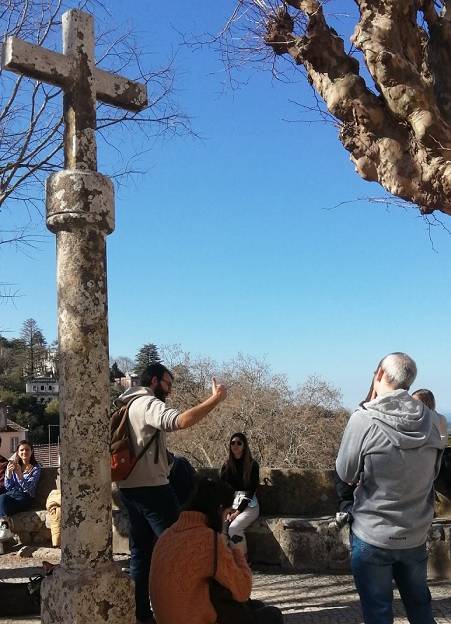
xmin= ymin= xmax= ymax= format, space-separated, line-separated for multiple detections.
xmin=251 ymin=571 xmax=451 ymax=623
xmin=1 ymin=550 xmax=451 ymax=623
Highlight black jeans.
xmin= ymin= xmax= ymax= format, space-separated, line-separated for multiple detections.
xmin=119 ymin=484 xmax=179 ymax=620
xmin=250 ymin=599 xmax=284 ymax=623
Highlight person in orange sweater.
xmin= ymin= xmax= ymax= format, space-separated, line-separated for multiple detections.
xmin=150 ymin=478 xmax=282 ymax=624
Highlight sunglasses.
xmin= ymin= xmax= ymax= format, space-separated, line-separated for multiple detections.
xmin=231 ymin=440 xmax=243 ymax=447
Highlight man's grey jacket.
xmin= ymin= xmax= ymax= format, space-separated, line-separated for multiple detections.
xmin=336 ymin=389 xmax=447 ymax=549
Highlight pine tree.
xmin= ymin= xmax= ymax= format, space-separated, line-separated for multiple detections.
xmin=20 ymin=318 xmax=47 ymax=377
xmin=110 ymin=361 xmax=125 ymax=382
xmin=134 ymin=343 xmax=161 ymax=376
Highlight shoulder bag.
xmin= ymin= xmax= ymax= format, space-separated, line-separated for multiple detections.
xmin=209 ymin=531 xmax=256 ymax=624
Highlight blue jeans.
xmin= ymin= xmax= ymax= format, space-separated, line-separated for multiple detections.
xmin=351 ymin=533 xmax=435 ymax=624
xmin=0 ymin=490 xmax=32 ymax=517
xmin=119 ymin=484 xmax=179 ymax=621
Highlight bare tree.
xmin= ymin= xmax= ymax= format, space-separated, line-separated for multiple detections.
xmin=297 ymin=374 xmax=342 ymax=412
xmin=217 ymin=0 xmax=451 ymax=216
xmin=109 ymin=355 xmax=135 ymax=374
xmin=162 ymin=346 xmax=349 ymax=469
xmin=0 ymin=0 xmax=191 ymax=239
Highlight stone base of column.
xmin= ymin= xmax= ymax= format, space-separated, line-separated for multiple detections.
xmin=41 ymin=562 xmax=135 ymax=624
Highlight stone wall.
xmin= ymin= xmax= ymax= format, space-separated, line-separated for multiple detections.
xmin=196 ymin=467 xmax=339 ymax=515
xmin=11 ymin=467 xmax=451 ymax=580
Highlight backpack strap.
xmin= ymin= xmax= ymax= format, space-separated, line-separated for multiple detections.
xmin=212 ymin=530 xmax=218 ymax=579
xmin=125 ymin=396 xmax=161 ymax=477
xmin=134 ymin=428 xmax=160 ymax=463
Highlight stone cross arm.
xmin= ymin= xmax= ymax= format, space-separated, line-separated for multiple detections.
xmin=2 ymin=36 xmax=147 ymax=112
xmin=1 ymin=9 xmax=148 ymax=170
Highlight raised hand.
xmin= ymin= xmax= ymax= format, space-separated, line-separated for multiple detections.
xmin=212 ymin=377 xmax=227 ymax=402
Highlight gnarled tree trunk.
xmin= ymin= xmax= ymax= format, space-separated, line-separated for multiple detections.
xmin=227 ymin=0 xmax=451 ymax=215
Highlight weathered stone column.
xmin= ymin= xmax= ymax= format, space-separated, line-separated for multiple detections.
xmin=2 ymin=9 xmax=147 ymax=621
xmin=40 ymin=171 xmax=134 ymax=623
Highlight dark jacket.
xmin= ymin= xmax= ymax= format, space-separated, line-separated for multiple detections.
xmin=220 ymin=459 xmax=259 ymax=512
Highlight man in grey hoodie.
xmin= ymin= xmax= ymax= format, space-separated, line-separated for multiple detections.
xmin=117 ymin=362 xmax=227 ymax=623
xmin=336 ymin=352 xmax=447 ymax=624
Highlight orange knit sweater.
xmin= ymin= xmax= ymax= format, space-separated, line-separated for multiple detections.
xmin=150 ymin=511 xmax=252 ymax=624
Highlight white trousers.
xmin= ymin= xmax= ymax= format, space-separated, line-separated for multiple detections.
xmin=228 ymin=502 xmax=260 ymax=540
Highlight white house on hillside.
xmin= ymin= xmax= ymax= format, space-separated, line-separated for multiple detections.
xmin=25 ymin=377 xmax=59 ymax=403
xmin=114 ymin=372 xmax=139 ymax=389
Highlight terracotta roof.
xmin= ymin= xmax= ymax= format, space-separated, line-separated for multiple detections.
xmin=6 ymin=419 xmax=28 ymax=432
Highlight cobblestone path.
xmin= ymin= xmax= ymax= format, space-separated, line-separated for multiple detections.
xmin=1 ymin=552 xmax=450 ymax=623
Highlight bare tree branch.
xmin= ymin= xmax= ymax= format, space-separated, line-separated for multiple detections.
xmin=214 ymin=0 xmax=451 ymax=216
xmin=0 ymin=0 xmax=192 ymax=247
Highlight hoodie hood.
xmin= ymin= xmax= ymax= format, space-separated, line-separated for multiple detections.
xmin=363 ymin=389 xmax=442 ymax=449
xmin=116 ymin=385 xmax=154 ymax=407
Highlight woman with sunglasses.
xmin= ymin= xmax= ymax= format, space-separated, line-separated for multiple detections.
xmin=219 ymin=432 xmax=260 ymax=555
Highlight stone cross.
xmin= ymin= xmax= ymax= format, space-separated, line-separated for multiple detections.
xmin=2 ymin=9 xmax=147 ymax=170
xmin=2 ymin=10 xmax=147 ymax=624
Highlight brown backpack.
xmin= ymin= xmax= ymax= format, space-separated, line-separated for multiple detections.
xmin=110 ymin=396 xmax=160 ymax=482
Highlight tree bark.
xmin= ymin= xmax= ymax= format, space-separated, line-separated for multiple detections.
xmin=258 ymin=0 xmax=451 ymax=215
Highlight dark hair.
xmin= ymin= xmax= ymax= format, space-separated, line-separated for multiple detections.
xmin=412 ymin=389 xmax=436 ymax=410
xmin=359 ymin=357 xmax=385 ymax=408
xmin=225 ymin=432 xmax=254 ymax=488
xmin=359 ymin=380 xmax=375 ymax=408
xmin=185 ymin=477 xmax=234 ymax=532
xmin=140 ymin=363 xmax=173 ymax=387
xmin=16 ymin=440 xmax=38 ymax=467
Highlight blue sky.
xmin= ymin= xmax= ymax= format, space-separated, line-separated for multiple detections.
xmin=1 ymin=1 xmax=451 ymax=414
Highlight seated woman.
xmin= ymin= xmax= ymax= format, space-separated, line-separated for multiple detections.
xmin=150 ymin=477 xmax=282 ymax=624
xmin=220 ymin=432 xmax=260 ymax=555
xmin=0 ymin=440 xmax=42 ymax=541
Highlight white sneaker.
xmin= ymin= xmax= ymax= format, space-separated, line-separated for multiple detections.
xmin=0 ymin=520 xmax=13 ymax=541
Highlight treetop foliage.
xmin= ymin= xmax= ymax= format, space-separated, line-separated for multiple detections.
xmin=134 ymin=343 xmax=161 ymax=376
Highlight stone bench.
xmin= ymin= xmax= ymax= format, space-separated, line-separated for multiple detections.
xmin=8 ymin=466 xmax=451 ymax=581
xmin=111 ymin=467 xmax=341 ymax=555
xmin=246 ymin=515 xmax=451 ymax=579
xmin=247 ymin=515 xmax=350 ymax=572
xmin=111 ymin=468 xmax=451 ymax=579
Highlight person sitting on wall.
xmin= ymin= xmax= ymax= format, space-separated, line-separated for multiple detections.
xmin=0 ymin=440 xmax=42 ymax=542
xmin=219 ymin=432 xmax=260 ymax=556
xmin=0 ymin=437 xmax=8 ymax=495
